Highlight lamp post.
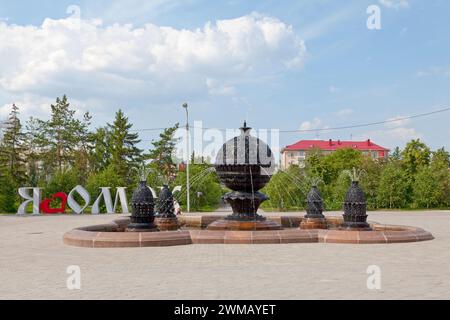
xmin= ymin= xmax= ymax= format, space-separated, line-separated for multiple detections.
xmin=182 ymin=103 xmax=190 ymax=213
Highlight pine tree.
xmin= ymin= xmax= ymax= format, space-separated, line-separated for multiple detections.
xmin=146 ymin=124 xmax=180 ymax=182
xmin=89 ymin=127 xmax=112 ymax=173
xmin=37 ymin=95 xmax=89 ymax=173
xmin=0 ymin=104 xmax=27 ymax=185
xmin=107 ymin=109 xmax=143 ymax=182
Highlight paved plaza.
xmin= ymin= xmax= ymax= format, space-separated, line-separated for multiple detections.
xmin=0 ymin=210 xmax=449 ymax=300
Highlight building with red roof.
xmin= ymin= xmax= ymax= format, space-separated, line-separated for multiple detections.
xmin=281 ymin=139 xmax=390 ymax=169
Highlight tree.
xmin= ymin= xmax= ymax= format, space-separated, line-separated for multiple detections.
xmin=0 ymin=104 xmax=27 ymax=185
xmin=263 ymin=165 xmax=307 ymax=211
xmin=0 ymin=172 xmax=18 ymax=213
xmin=360 ymin=156 xmax=384 ymax=210
xmin=377 ymin=162 xmax=410 ymax=209
xmin=389 ymin=146 xmax=402 ymax=161
xmin=321 ymin=148 xmax=363 ymax=184
xmin=107 ymin=109 xmax=143 ymax=183
xmin=86 ymin=164 xmax=126 ymax=210
xmin=174 ymin=163 xmax=222 ymax=211
xmin=89 ymin=127 xmax=111 ymax=173
xmin=146 ymin=124 xmax=180 ymax=182
xmin=413 ymin=166 xmax=440 ymax=208
xmin=35 ymin=95 xmax=91 ymax=174
xmin=402 ymin=139 xmax=431 ymax=175
xmin=431 ymin=147 xmax=450 ymax=170
xmin=304 ymin=147 xmax=326 ymax=181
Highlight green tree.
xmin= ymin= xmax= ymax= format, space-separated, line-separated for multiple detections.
xmin=431 ymin=147 xmax=450 ymax=170
xmin=413 ymin=166 xmax=440 ymax=208
xmin=0 ymin=172 xmax=18 ymax=213
xmin=86 ymin=164 xmax=126 ymax=208
xmin=34 ymin=95 xmax=91 ymax=174
xmin=107 ymin=109 xmax=143 ymax=183
xmin=45 ymin=169 xmax=79 ymax=199
xmin=377 ymin=162 xmax=410 ymax=209
xmin=263 ymin=165 xmax=307 ymax=211
xmin=321 ymin=148 xmax=363 ymax=184
xmin=89 ymin=127 xmax=111 ymax=173
xmin=360 ymin=156 xmax=385 ymax=210
xmin=174 ymin=163 xmax=222 ymax=211
xmin=146 ymin=124 xmax=180 ymax=182
xmin=0 ymin=104 xmax=27 ymax=185
xmin=402 ymin=139 xmax=431 ymax=175
xmin=389 ymin=146 xmax=402 ymax=161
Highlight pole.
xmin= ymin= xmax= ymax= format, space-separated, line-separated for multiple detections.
xmin=183 ymin=103 xmax=190 ymax=213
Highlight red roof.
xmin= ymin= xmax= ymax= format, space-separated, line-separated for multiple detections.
xmin=283 ymin=139 xmax=389 ymax=152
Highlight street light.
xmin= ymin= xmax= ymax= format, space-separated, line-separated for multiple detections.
xmin=182 ymin=103 xmax=190 ymax=213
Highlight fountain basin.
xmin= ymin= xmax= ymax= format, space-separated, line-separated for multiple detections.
xmin=63 ymin=215 xmax=434 ymax=248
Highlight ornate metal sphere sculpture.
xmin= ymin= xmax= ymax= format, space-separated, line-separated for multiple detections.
xmin=127 ymin=179 xmax=157 ymax=232
xmin=208 ymin=122 xmax=281 ymax=231
xmin=342 ymin=180 xmax=371 ymax=230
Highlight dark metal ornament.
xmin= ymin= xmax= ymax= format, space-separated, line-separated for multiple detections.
xmin=342 ymin=181 xmax=371 ymax=230
xmin=127 ymin=180 xmax=157 ymax=232
xmin=157 ymin=185 xmax=176 ymax=218
xmin=305 ymin=186 xmax=325 ymax=219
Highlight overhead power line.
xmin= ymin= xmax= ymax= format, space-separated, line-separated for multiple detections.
xmin=132 ymin=107 xmax=450 ymax=134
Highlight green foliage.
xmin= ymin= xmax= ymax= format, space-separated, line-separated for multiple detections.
xmin=146 ymin=124 xmax=180 ymax=183
xmin=174 ymin=164 xmax=223 ymax=211
xmin=0 ymin=95 xmax=449 ymax=213
xmin=0 ymin=172 xmax=18 ymax=213
xmin=402 ymin=139 xmax=431 ymax=175
xmin=413 ymin=166 xmax=441 ymax=208
xmin=263 ymin=165 xmax=307 ymax=211
xmin=86 ymin=165 xmax=125 ymax=200
xmin=45 ymin=169 xmax=80 ymax=197
xmin=107 ymin=109 xmax=143 ymax=184
xmin=0 ymin=104 xmax=27 ymax=185
xmin=376 ymin=162 xmax=410 ymax=209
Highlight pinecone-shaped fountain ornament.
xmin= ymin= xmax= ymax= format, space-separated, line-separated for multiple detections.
xmin=126 ymin=166 xmax=157 ymax=232
xmin=342 ymin=180 xmax=371 ymax=231
xmin=300 ymin=185 xmax=327 ymax=229
xmin=155 ymin=185 xmax=179 ymax=231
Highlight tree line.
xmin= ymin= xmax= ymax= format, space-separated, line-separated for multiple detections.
xmin=0 ymin=96 xmax=223 ymax=213
xmin=0 ymin=95 xmax=448 ymax=213
xmin=262 ymin=142 xmax=450 ymax=211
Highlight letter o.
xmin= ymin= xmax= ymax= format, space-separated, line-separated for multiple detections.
xmin=68 ymin=185 xmax=91 ymax=214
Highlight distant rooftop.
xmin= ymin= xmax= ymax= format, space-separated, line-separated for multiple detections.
xmin=283 ymin=139 xmax=389 ymax=152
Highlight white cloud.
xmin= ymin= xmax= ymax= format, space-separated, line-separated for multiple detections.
xmin=300 ymin=117 xmax=322 ymax=131
xmin=0 ymin=13 xmax=306 ymax=107
xmin=385 ymin=115 xmax=410 ymax=128
xmin=357 ymin=115 xmax=422 ymax=148
xmin=379 ymin=0 xmax=410 ymax=9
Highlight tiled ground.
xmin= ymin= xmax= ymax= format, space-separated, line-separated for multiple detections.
xmin=0 ymin=210 xmax=449 ymax=300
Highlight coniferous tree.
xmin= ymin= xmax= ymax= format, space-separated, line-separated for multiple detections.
xmin=36 ymin=95 xmax=90 ymax=174
xmin=107 ymin=109 xmax=143 ymax=183
xmin=146 ymin=124 xmax=179 ymax=182
xmin=0 ymin=104 xmax=27 ymax=185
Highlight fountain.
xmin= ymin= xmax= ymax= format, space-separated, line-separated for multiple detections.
xmin=63 ymin=122 xmax=434 ymax=248
xmin=207 ymin=122 xmax=282 ymax=231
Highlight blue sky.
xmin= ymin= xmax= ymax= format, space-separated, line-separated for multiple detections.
xmin=0 ymin=0 xmax=449 ymax=155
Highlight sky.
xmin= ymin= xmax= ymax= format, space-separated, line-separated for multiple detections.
xmin=0 ymin=0 xmax=449 ymax=159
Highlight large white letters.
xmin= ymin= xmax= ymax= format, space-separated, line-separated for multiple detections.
xmin=17 ymin=187 xmax=42 ymax=215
